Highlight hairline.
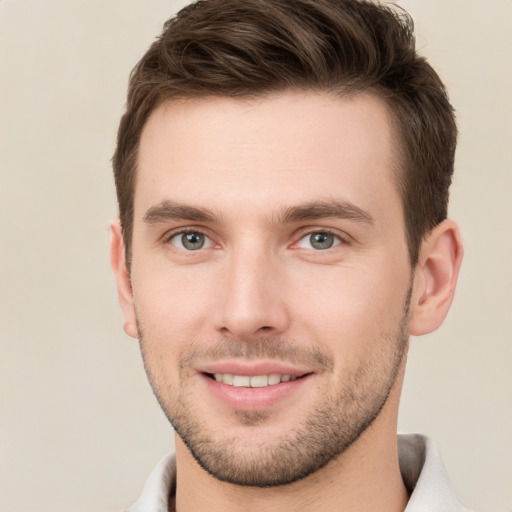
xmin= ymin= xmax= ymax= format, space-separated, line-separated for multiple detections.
xmin=123 ymin=86 xmax=416 ymax=269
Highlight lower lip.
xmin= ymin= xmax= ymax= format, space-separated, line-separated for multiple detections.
xmin=201 ymin=373 xmax=312 ymax=411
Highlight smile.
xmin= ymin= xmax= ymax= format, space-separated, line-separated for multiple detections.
xmin=212 ymin=373 xmax=298 ymax=387
xmin=202 ymin=369 xmax=313 ymax=410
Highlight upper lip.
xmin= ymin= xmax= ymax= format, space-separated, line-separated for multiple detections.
xmin=198 ymin=360 xmax=312 ymax=377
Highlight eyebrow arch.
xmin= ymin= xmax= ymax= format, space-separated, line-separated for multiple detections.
xmin=279 ymin=200 xmax=374 ymax=225
xmin=143 ymin=200 xmax=218 ymax=225
xmin=143 ymin=199 xmax=374 ymax=227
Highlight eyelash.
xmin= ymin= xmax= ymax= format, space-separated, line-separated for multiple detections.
xmin=294 ymin=228 xmax=347 ymax=250
xmin=163 ymin=228 xmax=214 ymax=247
xmin=163 ymin=227 xmax=348 ymax=252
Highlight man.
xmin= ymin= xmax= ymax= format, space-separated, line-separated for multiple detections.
xmin=110 ymin=0 xmax=466 ymax=510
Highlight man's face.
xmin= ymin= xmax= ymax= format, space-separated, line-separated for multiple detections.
xmin=127 ymin=92 xmax=413 ymax=486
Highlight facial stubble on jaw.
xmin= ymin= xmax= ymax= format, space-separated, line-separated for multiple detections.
xmin=137 ymin=287 xmax=412 ymax=488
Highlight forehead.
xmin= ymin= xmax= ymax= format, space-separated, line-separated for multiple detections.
xmin=135 ymin=91 xmax=402 ymax=227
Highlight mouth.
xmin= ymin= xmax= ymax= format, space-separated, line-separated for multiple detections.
xmin=198 ymin=362 xmax=314 ymax=411
xmin=201 ymin=369 xmax=313 ymax=411
xmin=205 ymin=372 xmax=306 ymax=388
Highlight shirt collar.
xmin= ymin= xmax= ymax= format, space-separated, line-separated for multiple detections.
xmin=399 ymin=433 xmax=469 ymax=512
xmin=126 ymin=434 xmax=468 ymax=512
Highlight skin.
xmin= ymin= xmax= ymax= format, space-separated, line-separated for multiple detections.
xmin=111 ymin=91 xmax=463 ymax=512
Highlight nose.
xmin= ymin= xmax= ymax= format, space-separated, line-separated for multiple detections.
xmin=214 ymin=245 xmax=290 ymax=340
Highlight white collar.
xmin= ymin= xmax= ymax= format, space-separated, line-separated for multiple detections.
xmin=399 ymin=433 xmax=469 ymax=512
xmin=126 ymin=433 xmax=469 ymax=512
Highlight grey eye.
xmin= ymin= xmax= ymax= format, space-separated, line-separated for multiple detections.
xmin=171 ymin=232 xmax=210 ymax=250
xmin=310 ymin=232 xmax=334 ymax=249
xmin=297 ymin=231 xmax=341 ymax=250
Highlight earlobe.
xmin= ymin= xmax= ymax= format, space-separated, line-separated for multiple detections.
xmin=409 ymin=219 xmax=463 ymax=336
xmin=110 ymin=219 xmax=139 ymax=339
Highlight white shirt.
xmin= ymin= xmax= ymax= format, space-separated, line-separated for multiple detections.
xmin=125 ymin=433 xmax=469 ymax=512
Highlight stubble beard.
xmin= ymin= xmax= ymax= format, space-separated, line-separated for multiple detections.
xmin=138 ymin=289 xmax=411 ymax=488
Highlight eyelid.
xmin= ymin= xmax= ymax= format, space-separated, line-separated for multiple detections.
xmin=160 ymin=225 xmax=351 ymax=250
xmin=162 ymin=227 xmax=217 ymax=249
xmin=292 ymin=227 xmax=350 ymax=249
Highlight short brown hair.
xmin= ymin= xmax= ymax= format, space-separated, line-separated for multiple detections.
xmin=113 ymin=0 xmax=457 ymax=266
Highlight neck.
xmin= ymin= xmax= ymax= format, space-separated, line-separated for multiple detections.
xmin=174 ymin=385 xmax=409 ymax=512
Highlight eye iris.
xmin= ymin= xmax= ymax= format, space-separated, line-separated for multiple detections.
xmin=182 ymin=232 xmax=205 ymax=250
xmin=310 ymin=232 xmax=334 ymax=250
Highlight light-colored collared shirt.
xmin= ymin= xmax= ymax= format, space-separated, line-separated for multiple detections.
xmin=125 ymin=433 xmax=469 ymax=512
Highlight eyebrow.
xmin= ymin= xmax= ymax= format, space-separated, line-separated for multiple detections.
xmin=142 ymin=199 xmax=374 ymax=226
xmin=143 ymin=201 xmax=218 ymax=224
xmin=279 ymin=200 xmax=374 ymax=225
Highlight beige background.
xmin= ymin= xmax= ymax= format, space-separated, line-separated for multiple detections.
xmin=0 ymin=1 xmax=510 ymax=511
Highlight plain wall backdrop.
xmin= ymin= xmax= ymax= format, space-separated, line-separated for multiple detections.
xmin=0 ymin=1 xmax=510 ymax=511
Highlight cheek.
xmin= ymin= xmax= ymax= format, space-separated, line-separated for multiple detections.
xmin=288 ymin=263 xmax=410 ymax=355
xmin=131 ymin=260 xmax=219 ymax=346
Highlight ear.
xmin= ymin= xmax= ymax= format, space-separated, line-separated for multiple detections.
xmin=409 ymin=219 xmax=463 ymax=336
xmin=110 ymin=219 xmax=139 ymax=339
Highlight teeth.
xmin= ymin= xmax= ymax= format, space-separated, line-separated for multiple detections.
xmin=268 ymin=374 xmax=281 ymax=385
xmin=223 ymin=373 xmax=234 ymax=385
xmin=250 ymin=375 xmax=268 ymax=387
xmin=212 ymin=373 xmax=298 ymax=387
xmin=232 ymin=375 xmax=251 ymax=387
